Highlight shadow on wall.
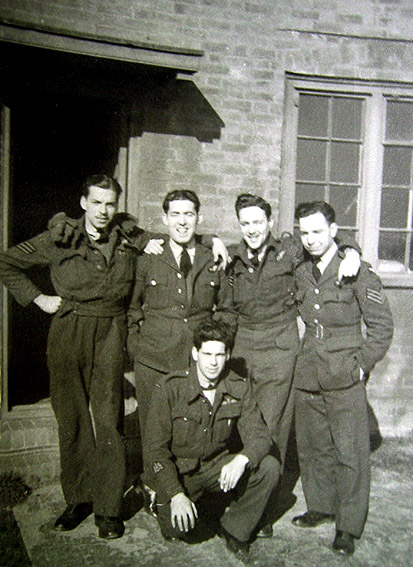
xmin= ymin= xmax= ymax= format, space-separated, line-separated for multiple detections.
xmin=130 ymin=77 xmax=225 ymax=143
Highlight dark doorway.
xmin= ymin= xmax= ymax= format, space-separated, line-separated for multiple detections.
xmin=1 ymin=42 xmax=135 ymax=408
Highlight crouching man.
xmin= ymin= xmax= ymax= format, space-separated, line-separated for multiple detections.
xmin=142 ymin=320 xmax=279 ymax=560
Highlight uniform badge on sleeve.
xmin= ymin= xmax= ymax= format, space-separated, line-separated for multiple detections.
xmin=152 ymin=462 xmax=164 ymax=475
xmin=17 ymin=241 xmax=36 ymax=254
xmin=366 ymin=288 xmax=383 ymax=304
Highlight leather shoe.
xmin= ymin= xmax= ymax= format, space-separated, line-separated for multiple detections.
xmin=218 ymin=525 xmax=249 ymax=561
xmin=53 ymin=503 xmax=93 ymax=531
xmin=333 ymin=530 xmax=355 ymax=556
xmin=292 ymin=510 xmax=335 ymax=528
xmin=256 ymin=523 xmax=273 ymax=538
xmin=95 ymin=515 xmax=125 ymax=539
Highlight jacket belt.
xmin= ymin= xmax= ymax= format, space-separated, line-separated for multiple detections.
xmin=58 ymin=298 xmax=126 ymax=318
xmin=238 ymin=306 xmax=296 ymax=330
xmin=306 ymin=323 xmax=361 ymax=341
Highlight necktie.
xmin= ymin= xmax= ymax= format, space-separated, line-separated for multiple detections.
xmin=180 ymin=246 xmax=192 ymax=278
xmin=250 ymin=249 xmax=259 ymax=268
xmin=312 ymin=259 xmax=321 ymax=282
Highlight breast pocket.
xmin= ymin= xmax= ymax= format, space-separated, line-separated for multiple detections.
xmin=198 ymin=271 xmax=220 ymax=306
xmin=144 ymin=273 xmax=169 ymax=309
xmin=214 ymin=403 xmax=242 ymax=443
xmin=171 ymin=409 xmax=201 ymax=447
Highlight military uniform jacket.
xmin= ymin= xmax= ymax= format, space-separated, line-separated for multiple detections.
xmin=143 ymin=365 xmax=272 ymax=502
xmin=0 ymin=216 xmax=149 ymax=315
xmin=228 ymin=234 xmax=301 ymax=330
xmin=127 ymin=240 xmax=236 ymax=372
xmin=294 ymin=253 xmax=394 ymax=391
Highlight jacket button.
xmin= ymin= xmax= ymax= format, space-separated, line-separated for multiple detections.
xmin=96 ymin=265 xmax=103 ymax=270
xmin=314 ymin=304 xmax=320 ymax=310
xmin=314 ymin=288 xmax=320 ymax=294
xmin=177 ymin=273 xmax=182 ymax=279
xmin=178 ymin=289 xmax=182 ymax=294
xmin=314 ymin=319 xmax=319 ymax=324
xmin=183 ymin=318 xmax=188 ymax=323
xmin=151 ymin=280 xmax=157 ymax=285
xmin=248 ymin=267 xmax=254 ymax=273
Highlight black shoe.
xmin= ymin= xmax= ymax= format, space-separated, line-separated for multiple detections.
xmin=94 ymin=515 xmax=125 ymax=539
xmin=218 ymin=525 xmax=249 ymax=561
xmin=292 ymin=510 xmax=335 ymax=528
xmin=256 ymin=523 xmax=273 ymax=538
xmin=333 ymin=530 xmax=355 ymax=556
xmin=53 ymin=503 xmax=93 ymax=531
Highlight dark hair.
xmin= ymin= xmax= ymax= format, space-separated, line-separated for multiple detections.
xmin=294 ymin=201 xmax=336 ymax=225
xmin=82 ymin=174 xmax=123 ymax=199
xmin=235 ymin=193 xmax=272 ymax=220
xmin=193 ymin=320 xmax=234 ymax=351
xmin=162 ymin=190 xmax=201 ymax=214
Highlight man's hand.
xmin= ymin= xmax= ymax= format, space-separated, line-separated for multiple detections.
xmin=48 ymin=212 xmax=78 ymax=246
xmin=339 ymin=248 xmax=361 ymax=281
xmin=212 ymin=237 xmax=229 ymax=270
xmin=219 ymin=454 xmax=249 ymax=493
xmin=33 ymin=294 xmax=62 ymax=314
xmin=143 ymin=238 xmax=165 ymax=255
xmin=170 ymin=492 xmax=198 ymax=532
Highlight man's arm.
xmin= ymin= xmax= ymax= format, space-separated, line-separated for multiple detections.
xmin=353 ymin=264 xmax=394 ymax=374
xmin=0 ymin=232 xmax=59 ymax=309
xmin=141 ymin=381 xmax=185 ymax=504
xmin=213 ymin=270 xmax=238 ymax=336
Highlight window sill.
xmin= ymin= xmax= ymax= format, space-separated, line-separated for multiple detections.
xmin=380 ymin=273 xmax=413 ymax=288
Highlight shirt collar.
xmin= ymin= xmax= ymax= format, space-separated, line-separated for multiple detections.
xmin=169 ymin=238 xmax=196 ymax=265
xmin=316 ymin=242 xmax=338 ymax=274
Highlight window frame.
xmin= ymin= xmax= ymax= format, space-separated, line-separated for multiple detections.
xmin=279 ymin=73 xmax=413 ymax=288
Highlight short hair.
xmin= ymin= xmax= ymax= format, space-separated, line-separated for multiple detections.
xmin=294 ymin=201 xmax=336 ymax=225
xmin=193 ymin=320 xmax=234 ymax=351
xmin=82 ymin=174 xmax=123 ymax=199
xmin=162 ymin=190 xmax=201 ymax=214
xmin=235 ymin=193 xmax=272 ymax=220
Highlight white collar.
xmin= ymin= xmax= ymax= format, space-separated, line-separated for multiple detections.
xmin=316 ymin=242 xmax=338 ymax=274
xmin=169 ymin=238 xmax=196 ymax=265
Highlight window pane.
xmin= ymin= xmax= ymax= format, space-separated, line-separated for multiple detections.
xmin=378 ymin=231 xmax=406 ymax=264
xmin=386 ymin=100 xmax=413 ymax=142
xmin=382 ymin=146 xmax=412 ymax=186
xmin=330 ymin=142 xmax=360 ymax=183
xmin=329 ymin=186 xmax=358 ymax=226
xmin=295 ymin=183 xmax=325 ymax=205
xmin=332 ymin=97 xmax=362 ymax=139
xmin=296 ymin=139 xmax=327 ymax=181
xmin=298 ymin=94 xmax=329 ymax=137
xmin=380 ymin=187 xmax=410 ymax=228
xmin=337 ymin=228 xmax=357 ymax=244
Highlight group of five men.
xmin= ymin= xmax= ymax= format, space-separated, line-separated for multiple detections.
xmin=0 ymin=174 xmax=393 ymax=560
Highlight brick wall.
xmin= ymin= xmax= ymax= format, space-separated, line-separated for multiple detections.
xmin=0 ymin=0 xmax=412 ymax=442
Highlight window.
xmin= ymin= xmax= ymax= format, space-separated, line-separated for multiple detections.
xmin=280 ymin=75 xmax=413 ymax=287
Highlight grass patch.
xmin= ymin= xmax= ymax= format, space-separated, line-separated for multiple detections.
xmin=370 ymin=433 xmax=413 ymax=475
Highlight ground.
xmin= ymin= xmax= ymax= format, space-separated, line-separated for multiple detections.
xmin=2 ymin=433 xmax=411 ymax=567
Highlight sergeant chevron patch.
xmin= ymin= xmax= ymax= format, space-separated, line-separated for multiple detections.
xmin=366 ymin=288 xmax=383 ymax=304
xmin=16 ymin=241 xmax=36 ymax=254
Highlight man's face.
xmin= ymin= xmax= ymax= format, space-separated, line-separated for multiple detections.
xmin=162 ymin=199 xmax=200 ymax=246
xmin=298 ymin=211 xmax=338 ymax=258
xmin=238 ymin=206 xmax=273 ymax=251
xmin=80 ymin=185 xmax=118 ymax=232
xmin=192 ymin=340 xmax=229 ymax=385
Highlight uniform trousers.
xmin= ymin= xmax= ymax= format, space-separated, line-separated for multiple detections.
xmin=231 ymin=320 xmax=299 ymax=466
xmin=133 ymin=360 xmax=165 ymax=439
xmin=295 ymin=381 xmax=370 ymax=538
xmin=47 ymin=312 xmax=127 ymax=517
xmin=154 ymin=454 xmax=279 ymax=542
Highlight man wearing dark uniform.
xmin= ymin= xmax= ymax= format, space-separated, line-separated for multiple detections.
xmin=292 ymin=201 xmax=394 ymax=556
xmin=228 ymin=194 xmax=361 ymax=536
xmin=0 ymin=174 xmax=152 ymax=539
xmin=142 ymin=320 xmax=278 ymax=561
xmin=127 ymin=190 xmax=236 ymax=439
